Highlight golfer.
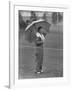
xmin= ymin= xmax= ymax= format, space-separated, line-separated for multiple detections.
xmin=35 ymin=27 xmax=46 ymax=74
xmin=25 ymin=19 xmax=50 ymax=74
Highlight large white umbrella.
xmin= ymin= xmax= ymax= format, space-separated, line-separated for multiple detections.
xmin=25 ymin=19 xmax=51 ymax=43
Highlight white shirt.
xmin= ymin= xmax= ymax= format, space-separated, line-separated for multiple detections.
xmin=36 ymin=32 xmax=45 ymax=41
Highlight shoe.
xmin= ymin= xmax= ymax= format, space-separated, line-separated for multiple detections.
xmin=35 ymin=71 xmax=41 ymax=74
xmin=41 ymin=70 xmax=43 ymax=73
xmin=36 ymin=71 xmax=41 ymax=74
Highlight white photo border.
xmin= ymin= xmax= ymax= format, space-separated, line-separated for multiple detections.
xmin=9 ymin=1 xmax=71 ymax=88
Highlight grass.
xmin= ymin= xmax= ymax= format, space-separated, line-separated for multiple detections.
xmin=19 ymin=24 xmax=63 ymax=79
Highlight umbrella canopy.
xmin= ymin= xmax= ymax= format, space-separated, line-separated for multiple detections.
xmin=25 ymin=19 xmax=51 ymax=43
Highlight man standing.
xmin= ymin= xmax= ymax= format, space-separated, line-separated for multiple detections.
xmin=35 ymin=27 xmax=47 ymax=74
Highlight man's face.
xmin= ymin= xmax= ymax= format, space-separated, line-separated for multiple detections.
xmin=40 ymin=28 xmax=47 ymax=36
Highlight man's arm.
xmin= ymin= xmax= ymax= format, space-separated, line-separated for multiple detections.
xmin=35 ymin=37 xmax=43 ymax=44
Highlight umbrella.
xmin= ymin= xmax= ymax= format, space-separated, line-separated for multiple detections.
xmin=25 ymin=19 xmax=51 ymax=43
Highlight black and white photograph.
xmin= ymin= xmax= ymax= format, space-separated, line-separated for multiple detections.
xmin=8 ymin=0 xmax=72 ymax=88
xmin=19 ymin=10 xmax=63 ymax=79
xmin=0 ymin=0 xmax=71 ymax=89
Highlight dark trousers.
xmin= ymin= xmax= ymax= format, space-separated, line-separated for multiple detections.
xmin=35 ymin=43 xmax=43 ymax=72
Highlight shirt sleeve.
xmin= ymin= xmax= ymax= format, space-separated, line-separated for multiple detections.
xmin=36 ymin=32 xmax=41 ymax=37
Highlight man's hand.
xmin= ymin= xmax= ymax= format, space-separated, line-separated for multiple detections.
xmin=36 ymin=37 xmax=43 ymax=44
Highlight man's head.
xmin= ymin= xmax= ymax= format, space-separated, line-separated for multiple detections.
xmin=37 ymin=26 xmax=47 ymax=36
xmin=37 ymin=27 xmax=42 ymax=33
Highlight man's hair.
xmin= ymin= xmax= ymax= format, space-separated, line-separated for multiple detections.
xmin=37 ymin=26 xmax=42 ymax=32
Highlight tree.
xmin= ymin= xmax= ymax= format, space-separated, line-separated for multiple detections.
xmin=52 ymin=12 xmax=63 ymax=24
xmin=42 ymin=13 xmax=47 ymax=21
xmin=19 ymin=11 xmax=27 ymax=30
xmin=30 ymin=11 xmax=37 ymax=22
xmin=52 ymin=12 xmax=57 ymax=24
xmin=58 ymin=12 xmax=63 ymax=23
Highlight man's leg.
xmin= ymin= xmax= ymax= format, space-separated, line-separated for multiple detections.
xmin=39 ymin=45 xmax=43 ymax=71
xmin=35 ymin=44 xmax=43 ymax=72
